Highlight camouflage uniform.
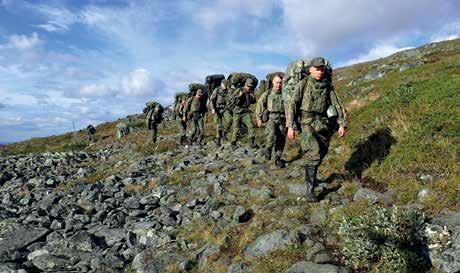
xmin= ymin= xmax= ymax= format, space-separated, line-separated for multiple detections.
xmin=256 ymin=90 xmax=286 ymax=166
xmin=174 ymin=94 xmax=188 ymax=144
xmin=185 ymin=91 xmax=207 ymax=145
xmin=145 ymin=102 xmax=163 ymax=143
xmin=86 ymin=124 xmax=96 ymax=142
xmin=230 ymin=86 xmax=257 ymax=147
xmin=286 ymin=57 xmax=347 ymax=201
xmin=116 ymin=122 xmax=129 ymax=139
xmin=210 ymin=85 xmax=232 ymax=145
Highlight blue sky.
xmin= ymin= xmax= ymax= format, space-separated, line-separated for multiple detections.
xmin=0 ymin=0 xmax=459 ymax=143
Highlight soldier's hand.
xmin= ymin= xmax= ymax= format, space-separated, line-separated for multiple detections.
xmin=239 ymin=91 xmax=244 ymax=97
xmin=257 ymin=119 xmax=263 ymax=127
xmin=338 ymin=126 xmax=346 ymax=138
xmin=212 ymin=109 xmax=216 ymax=115
xmin=287 ymin=127 xmax=296 ymax=140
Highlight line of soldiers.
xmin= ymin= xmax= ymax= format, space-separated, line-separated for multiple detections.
xmin=172 ymin=57 xmax=348 ymax=202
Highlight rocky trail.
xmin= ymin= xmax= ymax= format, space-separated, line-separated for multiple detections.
xmin=0 ymin=139 xmax=458 ymax=273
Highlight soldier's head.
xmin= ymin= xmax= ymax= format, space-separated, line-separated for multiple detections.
xmin=309 ymin=57 xmax=326 ymax=81
xmin=195 ymin=89 xmax=205 ymax=98
xmin=220 ymin=79 xmax=228 ymax=90
xmin=244 ymin=78 xmax=254 ymax=91
xmin=272 ymin=74 xmax=283 ymax=92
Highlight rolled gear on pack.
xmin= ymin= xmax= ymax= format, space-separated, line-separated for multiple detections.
xmin=227 ymin=72 xmax=258 ymax=89
xmin=205 ymin=74 xmax=225 ymax=97
xmin=282 ymin=58 xmax=332 ymax=130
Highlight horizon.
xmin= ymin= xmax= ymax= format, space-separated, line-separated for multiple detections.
xmin=0 ymin=0 xmax=459 ymax=143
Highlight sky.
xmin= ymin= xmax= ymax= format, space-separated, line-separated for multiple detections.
xmin=0 ymin=0 xmax=459 ymax=143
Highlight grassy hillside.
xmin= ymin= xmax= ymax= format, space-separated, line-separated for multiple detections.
xmin=1 ymin=39 xmax=459 ymax=215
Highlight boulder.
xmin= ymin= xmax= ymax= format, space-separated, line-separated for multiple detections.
xmin=244 ymin=230 xmax=296 ymax=258
xmin=284 ymin=261 xmax=349 ymax=273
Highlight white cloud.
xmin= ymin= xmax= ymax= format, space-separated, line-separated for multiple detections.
xmin=280 ymin=0 xmax=456 ymax=56
xmin=430 ymin=22 xmax=460 ymax=42
xmin=121 ymin=69 xmax=154 ymax=96
xmin=34 ymin=5 xmax=80 ymax=32
xmin=339 ymin=44 xmax=414 ymax=67
xmin=0 ymin=89 xmax=39 ymax=106
xmin=79 ymin=83 xmax=115 ymax=97
xmin=0 ymin=117 xmax=24 ymax=126
xmin=4 ymin=32 xmax=42 ymax=50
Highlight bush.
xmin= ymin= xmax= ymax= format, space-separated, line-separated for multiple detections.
xmin=338 ymin=206 xmax=430 ymax=273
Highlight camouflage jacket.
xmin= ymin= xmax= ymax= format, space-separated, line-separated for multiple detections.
xmin=232 ymin=87 xmax=256 ymax=114
xmin=286 ymin=76 xmax=347 ymax=128
xmin=210 ymin=87 xmax=229 ymax=113
xmin=146 ymin=103 xmax=163 ymax=123
xmin=255 ymin=90 xmax=285 ymax=120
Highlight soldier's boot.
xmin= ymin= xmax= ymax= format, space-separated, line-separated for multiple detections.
xmin=275 ymin=156 xmax=285 ymax=168
xmin=231 ymin=141 xmax=237 ymax=150
xmin=263 ymin=148 xmax=271 ymax=161
xmin=305 ymin=165 xmax=318 ymax=202
xmin=249 ymin=137 xmax=258 ymax=149
xmin=197 ymin=136 xmax=203 ymax=146
xmin=215 ymin=138 xmax=221 ymax=146
xmin=180 ymin=136 xmax=186 ymax=145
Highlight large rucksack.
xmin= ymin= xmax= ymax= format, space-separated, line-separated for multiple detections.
xmin=174 ymin=92 xmax=188 ymax=117
xmin=205 ymin=74 xmax=225 ymax=97
xmin=227 ymin=72 xmax=258 ymax=89
xmin=145 ymin=101 xmax=164 ymax=126
xmin=282 ymin=58 xmax=332 ymax=108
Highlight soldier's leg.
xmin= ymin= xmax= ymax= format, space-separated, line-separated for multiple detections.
xmin=223 ymin=110 xmax=233 ymax=139
xmin=264 ymin=120 xmax=276 ymax=160
xmin=189 ymin=119 xmax=197 ymax=143
xmin=151 ymin=122 xmax=158 ymax=143
xmin=214 ymin=114 xmax=222 ymax=140
xmin=242 ymin=113 xmax=257 ymax=148
xmin=231 ymin=114 xmax=242 ymax=144
xmin=317 ymin=130 xmax=333 ymax=166
xmin=274 ymin=121 xmax=286 ymax=168
xmin=300 ymin=124 xmax=321 ymax=202
xmin=197 ymin=117 xmax=205 ymax=144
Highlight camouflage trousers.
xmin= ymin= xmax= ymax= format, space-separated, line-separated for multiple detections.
xmin=299 ymin=123 xmax=333 ymax=166
xmin=214 ymin=109 xmax=232 ymax=139
xmin=176 ymin=117 xmax=187 ymax=138
xmin=188 ymin=114 xmax=205 ymax=142
xmin=265 ymin=116 xmax=287 ymax=157
xmin=150 ymin=122 xmax=158 ymax=143
xmin=231 ymin=112 xmax=255 ymax=142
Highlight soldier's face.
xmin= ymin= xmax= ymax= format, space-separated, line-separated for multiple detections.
xmin=272 ymin=76 xmax=282 ymax=92
xmin=221 ymin=83 xmax=227 ymax=90
xmin=310 ymin=66 xmax=325 ymax=80
xmin=245 ymin=84 xmax=253 ymax=91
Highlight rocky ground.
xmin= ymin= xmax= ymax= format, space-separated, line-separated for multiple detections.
xmin=0 ymin=138 xmax=458 ymax=273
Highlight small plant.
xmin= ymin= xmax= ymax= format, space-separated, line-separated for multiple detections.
xmin=338 ymin=206 xmax=430 ymax=273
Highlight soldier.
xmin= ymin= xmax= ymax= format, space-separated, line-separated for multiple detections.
xmin=210 ymin=79 xmax=232 ymax=146
xmin=145 ymin=102 xmax=164 ymax=143
xmin=286 ymin=57 xmax=347 ymax=202
xmin=174 ymin=93 xmax=188 ymax=145
xmin=256 ymin=74 xmax=286 ymax=168
xmin=230 ymin=78 xmax=257 ymax=149
xmin=184 ymin=89 xmax=207 ymax=145
xmin=116 ymin=122 xmax=129 ymax=139
xmin=86 ymin=124 xmax=96 ymax=142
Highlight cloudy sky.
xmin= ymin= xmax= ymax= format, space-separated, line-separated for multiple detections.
xmin=0 ymin=0 xmax=458 ymax=143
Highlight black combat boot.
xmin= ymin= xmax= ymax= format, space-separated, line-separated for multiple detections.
xmin=180 ymin=136 xmax=186 ymax=145
xmin=231 ymin=141 xmax=237 ymax=150
xmin=305 ymin=165 xmax=318 ymax=202
xmin=275 ymin=156 xmax=285 ymax=168
xmin=249 ymin=137 xmax=258 ymax=149
xmin=215 ymin=138 xmax=221 ymax=146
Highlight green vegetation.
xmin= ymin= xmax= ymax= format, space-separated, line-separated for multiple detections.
xmin=338 ymin=206 xmax=429 ymax=273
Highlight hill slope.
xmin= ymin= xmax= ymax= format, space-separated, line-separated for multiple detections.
xmin=0 ymin=39 xmax=459 ymax=273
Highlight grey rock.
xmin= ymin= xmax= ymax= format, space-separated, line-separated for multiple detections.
xmin=233 ymin=206 xmax=253 ymax=223
xmin=419 ymin=173 xmax=433 ymax=183
xmin=139 ymin=195 xmax=160 ymax=206
xmin=245 ymin=230 xmax=296 ymax=258
xmin=429 ymin=210 xmax=460 ymax=273
xmin=284 ymin=261 xmax=349 ymax=273
xmin=417 ymin=188 xmax=430 ymax=202
xmin=228 ymin=261 xmax=248 ymax=273
xmin=93 ymin=228 xmax=125 ymax=247
xmin=309 ymin=208 xmax=327 ymax=225
xmin=0 ymin=221 xmax=49 ymax=262
xmin=288 ymin=183 xmax=307 ymax=196
xmin=132 ymin=251 xmax=186 ymax=273
xmin=250 ymin=186 xmax=274 ymax=200
xmin=353 ymin=188 xmax=384 ymax=204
